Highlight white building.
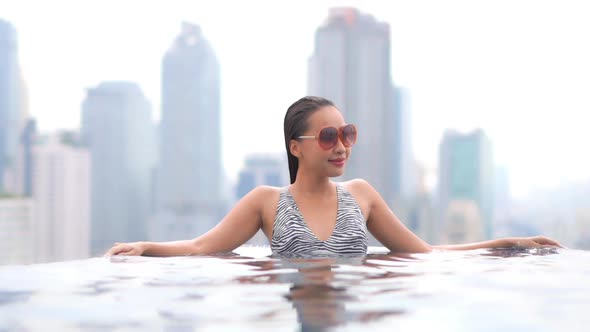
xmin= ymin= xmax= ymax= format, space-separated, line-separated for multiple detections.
xmin=0 ymin=196 xmax=34 ymax=265
xmin=32 ymin=132 xmax=91 ymax=263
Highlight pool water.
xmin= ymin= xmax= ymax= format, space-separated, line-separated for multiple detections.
xmin=0 ymin=246 xmax=588 ymax=331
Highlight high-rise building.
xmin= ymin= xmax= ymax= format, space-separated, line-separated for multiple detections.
xmin=308 ymin=8 xmax=401 ymax=206
xmin=5 ymin=114 xmax=34 ymax=197
xmin=438 ymin=129 xmax=494 ymax=242
xmin=494 ymin=166 xmax=511 ymax=215
xmin=575 ymin=208 xmax=590 ymax=249
xmin=404 ymin=163 xmax=437 ymax=244
xmin=31 ymin=132 xmax=91 ymax=263
xmin=442 ymin=200 xmax=486 ymax=244
xmin=0 ymin=195 xmax=34 ymax=265
xmin=395 ymin=87 xmax=417 ymax=200
xmin=153 ymin=22 xmax=226 ymax=241
xmin=20 ymin=119 xmax=37 ymax=196
xmin=234 ymin=154 xmax=288 ymax=246
xmin=0 ymin=19 xmax=21 ymax=192
xmin=235 ymin=154 xmax=289 ymax=201
xmin=81 ymin=81 xmax=156 ymax=254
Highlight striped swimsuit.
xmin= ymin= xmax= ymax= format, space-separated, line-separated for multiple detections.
xmin=271 ymin=183 xmax=368 ymax=257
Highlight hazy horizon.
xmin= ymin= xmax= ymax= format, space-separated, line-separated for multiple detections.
xmin=2 ymin=0 xmax=589 ymax=198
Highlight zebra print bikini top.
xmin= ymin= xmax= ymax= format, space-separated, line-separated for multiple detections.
xmin=271 ymin=183 xmax=368 ymax=257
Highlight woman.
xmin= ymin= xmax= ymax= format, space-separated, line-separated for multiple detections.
xmin=106 ymin=96 xmax=561 ymax=257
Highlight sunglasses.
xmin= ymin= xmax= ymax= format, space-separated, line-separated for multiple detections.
xmin=297 ymin=124 xmax=358 ymax=150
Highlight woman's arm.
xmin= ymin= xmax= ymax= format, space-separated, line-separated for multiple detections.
xmin=351 ymin=179 xmax=432 ymax=253
xmin=351 ymin=179 xmax=563 ymax=253
xmin=433 ymin=236 xmax=563 ymax=250
xmin=105 ymin=186 xmax=274 ymax=257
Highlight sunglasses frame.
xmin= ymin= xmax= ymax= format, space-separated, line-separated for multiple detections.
xmin=297 ymin=124 xmax=358 ymax=150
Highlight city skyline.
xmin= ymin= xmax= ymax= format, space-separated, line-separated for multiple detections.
xmin=1 ymin=1 xmax=590 ymax=199
xmin=2 ymin=3 xmax=590 ymax=263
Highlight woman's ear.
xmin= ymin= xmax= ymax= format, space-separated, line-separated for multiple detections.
xmin=290 ymin=139 xmax=302 ymax=158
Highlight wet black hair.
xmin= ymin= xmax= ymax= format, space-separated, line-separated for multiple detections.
xmin=283 ymin=96 xmax=335 ymax=184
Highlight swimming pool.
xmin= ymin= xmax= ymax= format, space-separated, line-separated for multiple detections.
xmin=0 ymin=246 xmax=588 ymax=331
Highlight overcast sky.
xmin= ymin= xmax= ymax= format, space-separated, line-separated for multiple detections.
xmin=2 ymin=0 xmax=589 ymax=198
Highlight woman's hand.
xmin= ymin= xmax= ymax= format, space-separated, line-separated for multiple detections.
xmin=105 ymin=242 xmax=146 ymax=256
xmin=433 ymin=235 xmax=565 ymax=251
xmin=504 ymin=236 xmax=563 ymax=249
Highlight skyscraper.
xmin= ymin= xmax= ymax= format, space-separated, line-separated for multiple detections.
xmin=0 ymin=19 xmax=21 ymax=192
xmin=438 ymin=129 xmax=494 ymax=241
xmin=154 ymin=22 xmax=225 ymax=241
xmin=308 ymin=8 xmax=401 ymax=206
xmin=81 ymin=82 xmax=156 ymax=254
xmin=32 ymin=132 xmax=90 ymax=263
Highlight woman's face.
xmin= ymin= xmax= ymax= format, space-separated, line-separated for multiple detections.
xmin=295 ymin=106 xmax=352 ymax=179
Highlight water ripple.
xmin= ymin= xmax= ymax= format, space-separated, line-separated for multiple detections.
xmin=0 ymin=247 xmax=588 ymax=331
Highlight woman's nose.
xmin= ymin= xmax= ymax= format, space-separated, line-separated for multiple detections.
xmin=333 ymin=138 xmax=346 ymax=153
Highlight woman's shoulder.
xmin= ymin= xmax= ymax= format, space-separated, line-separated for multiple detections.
xmin=249 ymin=186 xmax=284 ymax=218
xmin=339 ymin=178 xmax=374 ymax=193
xmin=238 ymin=185 xmax=283 ymax=214
xmin=338 ymin=179 xmax=376 ymax=216
xmin=338 ymin=178 xmax=378 ymax=200
xmin=248 ymin=185 xmax=284 ymax=199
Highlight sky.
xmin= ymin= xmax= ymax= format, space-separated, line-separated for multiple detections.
xmin=2 ymin=0 xmax=589 ymax=198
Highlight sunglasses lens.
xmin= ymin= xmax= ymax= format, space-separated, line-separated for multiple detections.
xmin=318 ymin=127 xmax=339 ymax=149
xmin=341 ymin=124 xmax=357 ymax=146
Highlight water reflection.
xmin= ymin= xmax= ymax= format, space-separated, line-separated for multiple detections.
xmin=229 ymin=248 xmax=566 ymax=330
xmin=480 ymin=246 xmax=561 ymax=258
xmin=234 ymin=254 xmax=417 ymax=330
xmin=1 ymin=247 xmax=587 ymax=331
xmin=0 ymin=290 xmax=34 ymax=306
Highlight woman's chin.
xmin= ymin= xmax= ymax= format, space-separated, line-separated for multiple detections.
xmin=327 ymin=169 xmax=345 ymax=178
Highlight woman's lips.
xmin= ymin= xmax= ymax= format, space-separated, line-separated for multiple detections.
xmin=329 ymin=158 xmax=345 ymax=167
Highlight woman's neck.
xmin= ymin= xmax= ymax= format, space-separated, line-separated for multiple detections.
xmin=290 ymin=170 xmax=334 ymax=195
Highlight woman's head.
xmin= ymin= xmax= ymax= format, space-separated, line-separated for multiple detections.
xmin=284 ymin=96 xmax=356 ymax=184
